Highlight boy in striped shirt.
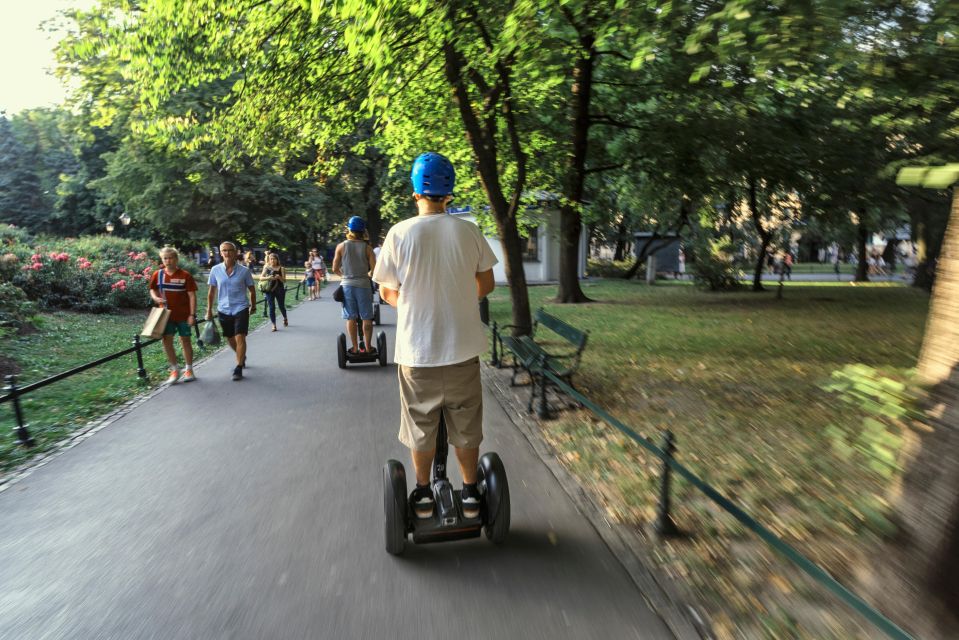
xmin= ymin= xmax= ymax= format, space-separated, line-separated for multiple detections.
xmin=149 ymin=247 xmax=199 ymax=383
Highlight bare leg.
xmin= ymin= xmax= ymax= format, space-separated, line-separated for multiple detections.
xmin=161 ymin=335 xmax=177 ymax=368
xmin=362 ymin=319 xmax=374 ymax=350
xmin=180 ymin=336 xmax=193 ymax=368
xmin=234 ymin=334 xmax=247 ymax=366
xmin=411 ymin=447 xmax=436 ymax=486
xmin=454 ymin=447 xmax=479 ymax=484
xmin=347 ymin=319 xmax=359 ymax=351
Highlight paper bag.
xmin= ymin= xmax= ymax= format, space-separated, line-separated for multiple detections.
xmin=141 ymin=306 xmax=171 ymax=340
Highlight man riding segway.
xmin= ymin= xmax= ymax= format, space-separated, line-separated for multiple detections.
xmin=374 ymin=152 xmax=507 ymax=553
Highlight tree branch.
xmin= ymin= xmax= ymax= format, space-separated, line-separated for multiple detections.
xmin=590 ymin=115 xmax=648 ymax=131
xmin=585 ymin=163 xmax=624 ymax=175
xmin=595 ymin=50 xmax=630 ymax=61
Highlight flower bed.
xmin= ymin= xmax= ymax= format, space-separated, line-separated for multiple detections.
xmin=0 ymin=225 xmax=198 ymax=321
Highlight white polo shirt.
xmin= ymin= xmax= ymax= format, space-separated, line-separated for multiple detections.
xmin=373 ymin=214 xmax=497 ymax=367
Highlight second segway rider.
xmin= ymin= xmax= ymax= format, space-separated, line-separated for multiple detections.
xmin=373 ymin=152 xmax=497 ymax=520
xmin=332 ymin=216 xmax=377 ymax=355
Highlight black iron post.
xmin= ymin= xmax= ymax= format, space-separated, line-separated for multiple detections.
xmin=654 ymin=430 xmax=680 ymax=537
xmin=490 ymin=321 xmax=500 ymax=367
xmin=536 ymin=354 xmax=549 ymax=419
xmin=133 ymin=334 xmax=147 ymax=380
xmin=5 ymin=375 xmax=35 ymax=447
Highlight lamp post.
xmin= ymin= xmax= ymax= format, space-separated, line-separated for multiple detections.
xmin=105 ymin=221 xmax=115 ymax=234
xmin=119 ymin=212 xmax=131 ymax=227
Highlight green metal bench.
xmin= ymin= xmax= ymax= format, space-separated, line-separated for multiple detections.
xmin=493 ymin=309 xmax=589 ymax=418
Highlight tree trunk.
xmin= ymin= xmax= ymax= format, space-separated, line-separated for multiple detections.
xmin=613 ymin=220 xmax=627 ymax=261
xmin=362 ymin=151 xmax=385 ymax=246
xmin=443 ymin=39 xmax=532 ymax=335
xmin=864 ymin=188 xmax=959 ymax=639
xmin=748 ymin=177 xmax=769 ymax=292
xmin=556 ymin=31 xmax=595 ymax=304
xmin=856 ymin=220 xmax=870 ymax=282
xmin=623 ymin=200 xmax=692 ymax=279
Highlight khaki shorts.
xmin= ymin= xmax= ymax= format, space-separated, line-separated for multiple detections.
xmin=398 ymin=357 xmax=483 ymax=451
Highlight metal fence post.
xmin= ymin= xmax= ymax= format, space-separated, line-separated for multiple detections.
xmin=490 ymin=321 xmax=500 ymax=367
xmin=132 ymin=334 xmax=147 ymax=380
xmin=655 ymin=430 xmax=680 ymax=537
xmin=536 ymin=354 xmax=550 ymax=419
xmin=5 ymin=375 xmax=35 ymax=447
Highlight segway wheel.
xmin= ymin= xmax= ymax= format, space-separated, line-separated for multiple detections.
xmin=383 ymin=459 xmax=408 ymax=555
xmin=478 ymin=452 xmax=510 ymax=544
xmin=337 ymin=333 xmax=347 ymax=369
xmin=373 ymin=303 xmax=381 ymax=326
xmin=377 ymin=331 xmax=387 ymax=367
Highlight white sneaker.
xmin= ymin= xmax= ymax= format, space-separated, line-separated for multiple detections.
xmin=165 ymin=370 xmax=179 ymax=385
xmin=180 ymin=369 xmax=196 ymax=383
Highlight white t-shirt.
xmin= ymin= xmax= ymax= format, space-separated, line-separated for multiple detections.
xmin=373 ymin=214 xmax=498 ymax=367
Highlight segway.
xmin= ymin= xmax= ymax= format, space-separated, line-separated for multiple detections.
xmin=383 ymin=414 xmax=510 ymax=555
xmin=337 ymin=328 xmax=387 ymax=369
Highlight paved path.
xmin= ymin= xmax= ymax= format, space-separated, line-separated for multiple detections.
xmin=0 ymin=297 xmax=675 ymax=640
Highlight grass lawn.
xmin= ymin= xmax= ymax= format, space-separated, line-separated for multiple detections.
xmin=487 ymin=279 xmax=928 ymax=639
xmin=0 ymin=280 xmax=310 ymax=473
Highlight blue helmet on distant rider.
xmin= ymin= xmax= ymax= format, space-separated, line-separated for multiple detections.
xmin=347 ymin=216 xmax=366 ymax=232
xmin=411 ymin=152 xmax=455 ymax=196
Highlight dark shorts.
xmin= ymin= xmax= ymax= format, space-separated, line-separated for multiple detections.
xmin=306 ymin=276 xmax=316 ymax=286
xmin=218 ymin=309 xmax=250 ymax=337
xmin=163 ymin=320 xmax=193 ymax=338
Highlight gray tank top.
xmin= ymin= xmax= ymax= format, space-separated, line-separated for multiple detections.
xmin=341 ymin=240 xmax=371 ymax=288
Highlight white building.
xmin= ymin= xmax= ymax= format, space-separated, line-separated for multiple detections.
xmin=449 ymin=205 xmax=588 ymax=284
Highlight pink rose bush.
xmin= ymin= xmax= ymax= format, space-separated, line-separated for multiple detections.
xmin=1 ymin=228 xmax=196 ymax=313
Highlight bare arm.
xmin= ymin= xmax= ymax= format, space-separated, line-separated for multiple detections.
xmin=367 ymin=245 xmax=376 ymax=275
xmin=332 ymin=244 xmax=343 ymax=276
xmin=187 ymin=291 xmax=197 ymax=325
xmin=476 ymin=269 xmax=495 ymax=299
xmin=380 ymin=286 xmax=399 ymax=306
xmin=248 ymin=286 xmax=257 ymax=311
xmin=206 ymin=286 xmax=216 ymax=319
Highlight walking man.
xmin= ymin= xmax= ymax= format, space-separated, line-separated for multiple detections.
xmin=373 ymin=152 xmax=497 ymax=520
xmin=206 ymin=241 xmax=256 ymax=381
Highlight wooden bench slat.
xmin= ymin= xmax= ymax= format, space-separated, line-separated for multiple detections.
xmin=534 ymin=309 xmax=588 ymax=347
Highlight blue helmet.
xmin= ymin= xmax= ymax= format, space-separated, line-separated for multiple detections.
xmin=411 ymin=152 xmax=455 ymax=196
xmin=347 ymin=216 xmax=366 ymax=232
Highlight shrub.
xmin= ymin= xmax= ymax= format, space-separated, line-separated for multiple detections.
xmin=688 ymin=237 xmax=744 ymax=291
xmin=0 ymin=224 xmax=179 ymax=313
xmin=586 ymin=259 xmax=633 ymax=278
xmin=0 ymin=281 xmax=37 ymax=332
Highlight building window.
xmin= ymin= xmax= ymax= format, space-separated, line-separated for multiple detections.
xmin=522 ymin=226 xmax=540 ymax=262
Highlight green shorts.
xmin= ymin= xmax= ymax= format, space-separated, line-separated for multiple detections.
xmin=163 ymin=320 xmax=193 ymax=338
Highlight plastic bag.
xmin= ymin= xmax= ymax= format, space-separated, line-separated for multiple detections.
xmin=200 ymin=319 xmax=220 ymax=347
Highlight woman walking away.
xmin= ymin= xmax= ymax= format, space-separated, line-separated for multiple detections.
xmin=260 ymin=253 xmax=288 ymax=331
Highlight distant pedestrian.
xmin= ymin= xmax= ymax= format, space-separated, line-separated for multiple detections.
xmin=259 ymin=253 xmax=288 ymax=331
xmin=310 ymin=249 xmax=326 ymax=299
xmin=149 ymin=247 xmax=198 ymax=384
xmin=206 ymin=241 xmax=256 ymax=381
xmin=783 ymin=252 xmax=793 ymax=280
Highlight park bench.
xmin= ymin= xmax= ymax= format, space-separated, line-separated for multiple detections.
xmin=493 ymin=309 xmax=589 ymax=417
